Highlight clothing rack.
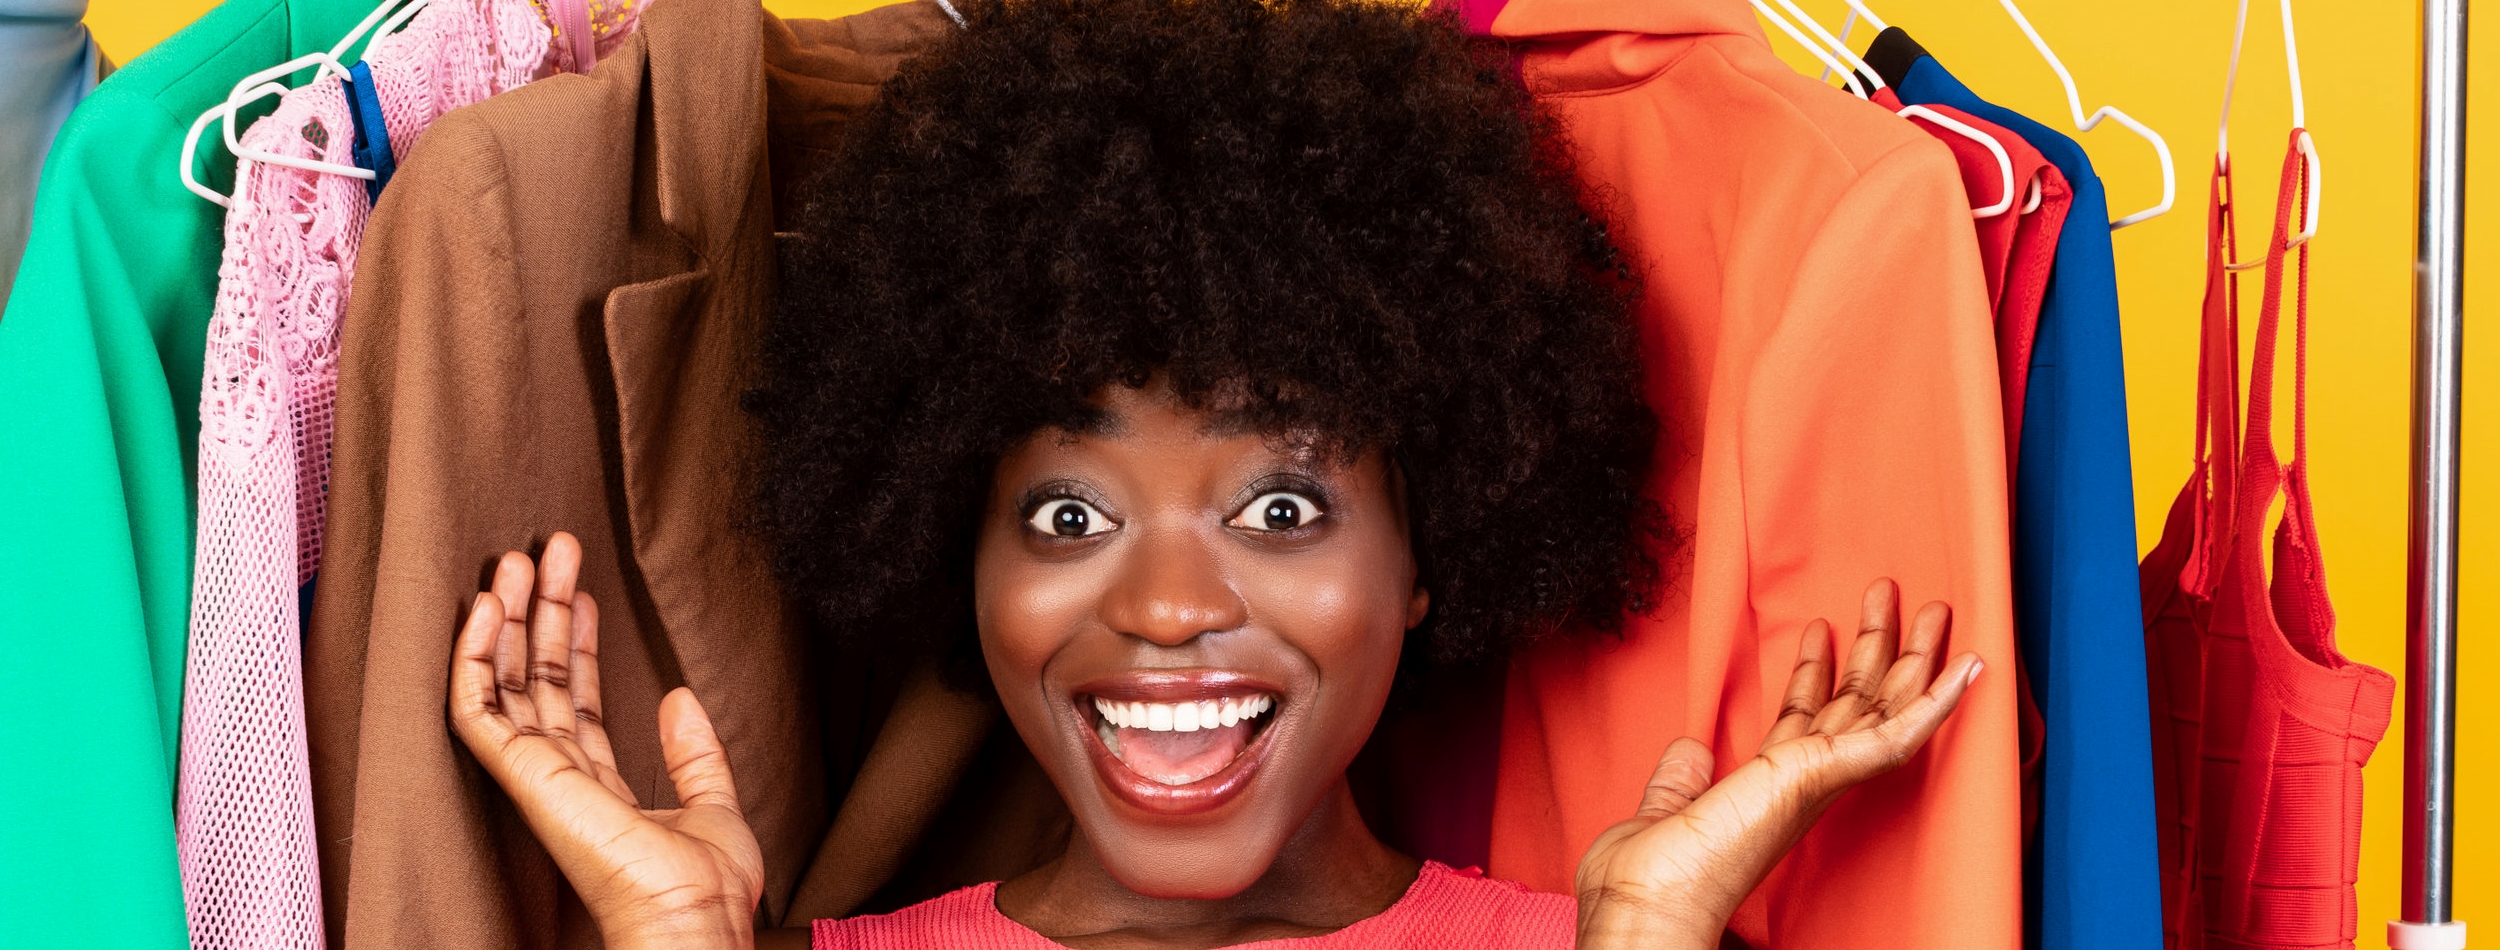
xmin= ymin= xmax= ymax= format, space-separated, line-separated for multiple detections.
xmin=2395 ymin=0 xmax=2469 ymax=948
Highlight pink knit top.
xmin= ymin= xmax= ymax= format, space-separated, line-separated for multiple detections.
xmin=175 ymin=1 xmax=638 ymax=949
xmin=812 ymin=862 xmax=1575 ymax=950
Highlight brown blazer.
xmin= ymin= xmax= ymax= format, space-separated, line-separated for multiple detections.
xmin=306 ymin=1 xmax=1058 ymax=946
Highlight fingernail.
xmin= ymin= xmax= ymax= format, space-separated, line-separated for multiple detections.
xmin=1964 ymin=659 xmax=1985 ymax=685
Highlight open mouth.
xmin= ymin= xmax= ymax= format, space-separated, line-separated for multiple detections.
xmin=1087 ymin=693 xmax=1278 ymax=786
xmin=1071 ymin=673 xmax=1284 ymax=816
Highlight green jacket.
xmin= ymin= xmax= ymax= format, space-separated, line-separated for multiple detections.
xmin=0 ymin=0 xmax=371 ymax=944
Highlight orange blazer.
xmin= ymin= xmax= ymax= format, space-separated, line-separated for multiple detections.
xmin=1482 ymin=2 xmax=2024 ymax=948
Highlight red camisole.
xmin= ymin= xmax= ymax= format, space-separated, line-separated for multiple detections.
xmin=811 ymin=861 xmax=1574 ymax=950
xmin=2139 ymin=131 xmax=2394 ymax=950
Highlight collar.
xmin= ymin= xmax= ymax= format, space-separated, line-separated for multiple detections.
xmin=637 ymin=0 xmax=950 ymax=254
xmin=633 ymin=0 xmax=766 ymax=257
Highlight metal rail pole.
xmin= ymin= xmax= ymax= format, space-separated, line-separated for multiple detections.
xmin=2394 ymin=0 xmax=2469 ymax=948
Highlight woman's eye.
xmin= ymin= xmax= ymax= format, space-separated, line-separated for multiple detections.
xmin=1027 ymin=499 xmax=1116 ymax=538
xmin=1229 ymin=492 xmax=1324 ymax=532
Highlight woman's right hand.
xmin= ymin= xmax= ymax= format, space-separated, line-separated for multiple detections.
xmin=447 ymin=532 xmax=765 ymax=950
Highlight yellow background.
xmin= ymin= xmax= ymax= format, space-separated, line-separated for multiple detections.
xmin=77 ymin=0 xmax=2491 ymax=945
xmin=1752 ymin=4 xmax=2495 ymax=946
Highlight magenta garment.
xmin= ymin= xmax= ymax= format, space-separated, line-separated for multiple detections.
xmin=172 ymin=0 xmax=647 ymax=945
xmin=811 ymin=862 xmax=1576 ymax=950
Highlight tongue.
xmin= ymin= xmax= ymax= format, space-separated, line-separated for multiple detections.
xmin=1115 ymin=721 xmax=1253 ymax=786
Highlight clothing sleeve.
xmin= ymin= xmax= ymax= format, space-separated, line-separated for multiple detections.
xmin=0 ymin=94 xmax=213 ymax=950
xmin=1719 ymin=141 xmax=2023 ymax=950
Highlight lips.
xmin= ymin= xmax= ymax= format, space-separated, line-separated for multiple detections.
xmin=1092 ymin=693 xmax=1276 ymax=785
xmin=1073 ymin=670 xmax=1282 ymax=816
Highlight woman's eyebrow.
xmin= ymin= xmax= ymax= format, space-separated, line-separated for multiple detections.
xmin=1195 ymin=405 xmax=1310 ymax=440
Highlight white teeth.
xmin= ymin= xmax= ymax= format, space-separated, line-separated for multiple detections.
xmin=1091 ymin=693 xmax=1276 ymax=733
xmin=1095 ymin=715 xmax=1121 ymax=754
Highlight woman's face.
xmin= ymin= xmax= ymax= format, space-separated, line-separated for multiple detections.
xmin=974 ymin=383 xmax=1427 ymax=899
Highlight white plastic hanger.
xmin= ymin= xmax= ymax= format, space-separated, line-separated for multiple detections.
xmin=225 ymin=0 xmax=433 ymax=177
xmin=1996 ymin=0 xmax=2175 ymax=228
xmin=1756 ymin=0 xmax=2018 ymax=217
xmin=1819 ymin=3 xmax=2045 ymax=215
xmin=177 ymin=0 xmax=427 ymax=207
xmin=1815 ymin=1 xmax=1893 ymax=84
xmin=1753 ymin=0 xmax=1867 ymax=96
xmin=1830 ymin=0 xmax=2040 ymax=215
xmin=2218 ymin=0 xmax=2322 ymax=269
xmin=178 ymin=67 xmax=364 ymax=213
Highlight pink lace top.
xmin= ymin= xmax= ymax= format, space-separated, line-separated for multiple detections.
xmin=812 ymin=862 xmax=1576 ymax=950
xmin=175 ymin=1 xmax=638 ymax=948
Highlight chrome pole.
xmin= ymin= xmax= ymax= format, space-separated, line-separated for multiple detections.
xmin=2395 ymin=0 xmax=2468 ymax=947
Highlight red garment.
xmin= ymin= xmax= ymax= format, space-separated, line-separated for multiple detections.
xmin=1872 ymin=88 xmax=2068 ymax=845
xmin=1871 ymin=87 xmax=2071 ymax=467
xmin=809 ymin=861 xmax=1573 ymax=949
xmin=2140 ymin=156 xmax=2244 ymax=950
xmin=2139 ymin=132 xmax=2393 ymax=950
xmin=1987 ymin=134 xmax=2069 ymax=471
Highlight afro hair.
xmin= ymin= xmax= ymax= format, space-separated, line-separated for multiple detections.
xmin=752 ymin=0 xmax=1665 ymax=678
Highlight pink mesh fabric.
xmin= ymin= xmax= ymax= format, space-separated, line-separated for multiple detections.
xmin=180 ymin=78 xmax=362 ymax=950
xmin=177 ymin=1 xmax=640 ymax=947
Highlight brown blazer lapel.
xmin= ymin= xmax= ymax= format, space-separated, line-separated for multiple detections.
xmin=594 ymin=0 xmax=835 ymax=918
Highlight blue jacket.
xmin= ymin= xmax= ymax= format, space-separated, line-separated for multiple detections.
xmin=1871 ymin=27 xmax=2165 ymax=950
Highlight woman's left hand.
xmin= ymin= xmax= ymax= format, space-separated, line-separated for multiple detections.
xmin=1572 ymin=579 xmax=1984 ymax=950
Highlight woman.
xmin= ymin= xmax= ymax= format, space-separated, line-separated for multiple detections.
xmin=446 ymin=0 xmax=1984 ymax=946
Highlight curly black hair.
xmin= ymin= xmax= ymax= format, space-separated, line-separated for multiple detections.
xmin=752 ymin=0 xmax=1664 ymax=678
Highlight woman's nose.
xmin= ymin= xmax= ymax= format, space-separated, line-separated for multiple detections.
xmin=1097 ymin=524 xmax=1249 ymax=646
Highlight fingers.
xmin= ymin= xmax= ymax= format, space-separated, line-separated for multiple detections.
xmin=458 ymin=536 xmax=614 ymax=794
xmin=659 ymin=688 xmax=744 ymax=817
xmin=566 ymin=590 xmax=635 ymax=801
xmin=489 ymin=551 xmax=540 ymax=734
xmin=1862 ymin=600 xmax=1952 ymax=730
xmin=524 ymin=533 xmax=584 ymax=742
xmin=1810 ymin=579 xmax=1900 ymax=736
xmin=451 ymin=592 xmax=516 ymax=750
xmin=1635 ymin=737 xmax=1718 ymax=819
xmin=1832 ymin=652 xmax=1984 ymax=784
xmin=451 ymin=591 xmax=598 ymax=803
xmin=1762 ymin=620 xmax=1833 ymax=753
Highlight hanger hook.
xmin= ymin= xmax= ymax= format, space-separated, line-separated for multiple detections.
xmin=1997 ymin=0 xmax=2176 ymax=228
xmin=2221 ymin=0 xmax=2321 ymax=268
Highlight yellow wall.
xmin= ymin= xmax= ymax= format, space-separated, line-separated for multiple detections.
xmin=1759 ymin=4 xmax=2492 ymax=946
xmin=81 ymin=0 xmax=2489 ymax=946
